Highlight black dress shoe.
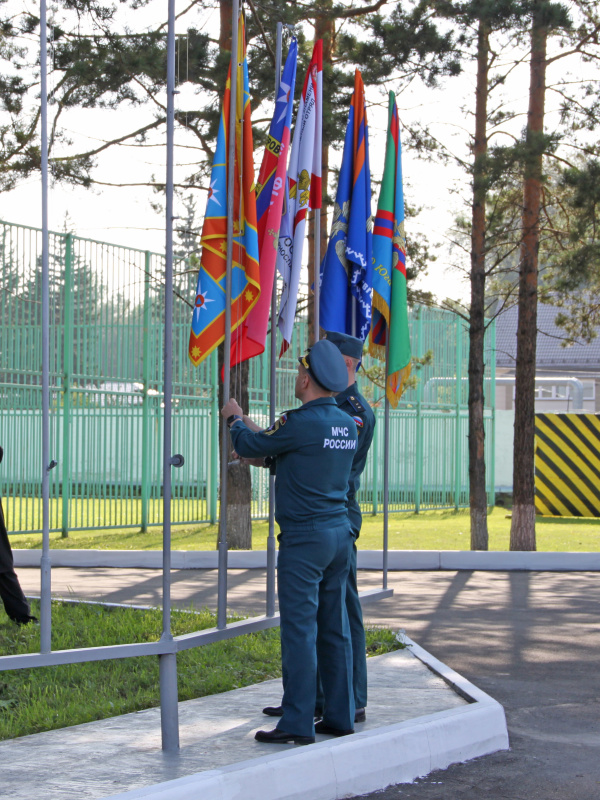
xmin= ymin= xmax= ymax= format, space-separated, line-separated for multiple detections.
xmin=255 ymin=728 xmax=315 ymax=745
xmin=262 ymin=705 xmax=284 ymax=716
xmin=355 ymin=707 xmax=366 ymax=723
xmin=263 ymin=704 xmax=323 ymax=721
xmin=314 ymin=721 xmax=354 ymax=737
xmin=13 ymin=615 xmax=39 ymax=626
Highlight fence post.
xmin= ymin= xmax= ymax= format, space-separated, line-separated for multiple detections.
xmin=141 ymin=251 xmax=152 ymax=532
xmin=414 ymin=307 xmax=424 ymax=513
xmin=61 ymin=233 xmax=74 ymax=537
xmin=454 ymin=315 xmax=462 ymax=510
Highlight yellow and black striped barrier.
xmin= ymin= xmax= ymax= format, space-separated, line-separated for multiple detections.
xmin=535 ymin=413 xmax=600 ymax=517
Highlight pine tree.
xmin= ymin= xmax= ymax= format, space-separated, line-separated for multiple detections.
xmin=509 ymin=0 xmax=585 ymax=551
xmin=539 ymin=160 xmax=600 ymax=343
xmin=428 ymin=0 xmax=531 ymax=550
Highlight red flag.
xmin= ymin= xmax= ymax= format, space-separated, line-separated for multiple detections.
xmin=230 ymin=39 xmax=298 ymax=368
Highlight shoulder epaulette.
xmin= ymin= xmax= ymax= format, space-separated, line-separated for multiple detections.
xmin=347 ymin=395 xmax=366 ymax=414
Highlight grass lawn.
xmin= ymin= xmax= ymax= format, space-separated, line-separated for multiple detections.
xmin=0 ymin=600 xmax=404 ymax=741
xmin=9 ymin=506 xmax=600 ymax=552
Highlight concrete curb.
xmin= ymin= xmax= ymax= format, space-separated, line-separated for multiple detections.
xmin=103 ymin=635 xmax=508 ymax=800
xmin=13 ymin=548 xmax=600 ymax=571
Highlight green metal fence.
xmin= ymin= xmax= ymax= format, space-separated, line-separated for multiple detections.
xmin=0 ymin=219 xmax=495 ymax=534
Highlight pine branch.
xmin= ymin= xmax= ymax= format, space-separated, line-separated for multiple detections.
xmin=545 ymin=22 xmax=600 ymax=66
xmin=335 ymin=0 xmax=389 ymax=20
xmin=50 ymin=120 xmax=165 ymax=162
xmin=246 ymin=0 xmax=277 ymax=67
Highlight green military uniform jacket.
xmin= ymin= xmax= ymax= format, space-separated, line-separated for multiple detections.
xmin=335 ymin=383 xmax=376 ymax=537
xmin=230 ymin=397 xmax=357 ymax=532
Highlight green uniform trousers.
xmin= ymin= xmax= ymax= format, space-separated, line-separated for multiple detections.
xmin=276 ymin=522 xmax=355 ymax=738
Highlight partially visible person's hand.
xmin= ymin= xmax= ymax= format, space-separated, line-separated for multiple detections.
xmin=231 ymin=449 xmax=265 ymax=467
xmin=242 ymin=456 xmax=266 ymax=467
xmin=221 ymin=398 xmax=243 ymax=419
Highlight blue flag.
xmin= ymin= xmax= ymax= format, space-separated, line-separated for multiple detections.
xmin=319 ymin=70 xmax=373 ymax=341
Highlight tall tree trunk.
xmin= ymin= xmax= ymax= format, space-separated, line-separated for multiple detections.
xmin=218 ymin=346 xmax=252 ymax=549
xmin=510 ymin=6 xmax=547 ymax=551
xmin=217 ymin=0 xmax=252 ymax=550
xmin=469 ymin=19 xmax=490 ymax=551
xmin=308 ymin=5 xmax=334 ymax=343
xmin=219 ymin=0 xmax=232 ymax=51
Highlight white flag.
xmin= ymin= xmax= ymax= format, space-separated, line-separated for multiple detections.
xmin=276 ymin=40 xmax=323 ymax=354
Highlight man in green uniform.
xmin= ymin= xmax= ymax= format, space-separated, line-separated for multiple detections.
xmin=262 ymin=331 xmax=376 ymax=723
xmin=222 ymin=339 xmax=357 ymax=745
xmin=321 ymin=330 xmax=376 ymax=718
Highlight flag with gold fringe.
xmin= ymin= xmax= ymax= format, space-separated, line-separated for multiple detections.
xmin=276 ymin=39 xmax=322 ymax=355
xmin=188 ymin=15 xmax=259 ymax=367
xmin=369 ymin=91 xmax=411 ymax=407
xmin=229 ymin=37 xmax=297 ymax=368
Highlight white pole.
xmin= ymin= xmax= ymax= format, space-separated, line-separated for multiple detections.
xmin=383 ymin=337 xmax=390 ymax=589
xmin=159 ymin=0 xmax=179 ymax=752
xmin=39 ymin=0 xmax=52 ymax=655
xmin=266 ymin=22 xmax=283 ymax=618
xmin=313 ymin=215 xmax=321 ymax=344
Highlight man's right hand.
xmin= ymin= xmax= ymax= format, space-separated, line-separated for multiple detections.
xmin=232 ymin=449 xmax=266 ymax=467
xmin=221 ymin=398 xmax=243 ymax=420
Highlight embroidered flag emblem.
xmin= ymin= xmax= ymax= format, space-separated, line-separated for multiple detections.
xmin=265 ymin=413 xmax=288 ymax=435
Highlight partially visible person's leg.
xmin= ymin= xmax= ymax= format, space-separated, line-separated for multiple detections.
xmin=275 ymin=532 xmax=336 ymax=739
xmin=0 ymin=571 xmax=35 ymax=624
xmin=0 ymin=498 xmax=35 ymax=625
xmin=316 ymin=524 xmax=354 ymax=733
xmin=316 ymin=539 xmax=367 ymax=717
xmin=346 ymin=541 xmax=367 ymax=711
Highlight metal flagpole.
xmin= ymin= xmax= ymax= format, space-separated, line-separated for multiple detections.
xmin=217 ymin=0 xmax=240 ymax=630
xmin=313 ymin=209 xmax=320 ymax=343
xmin=266 ymin=21 xmax=283 ymax=618
xmin=383 ymin=337 xmax=390 ymax=590
xmin=312 ymin=39 xmax=322 ymax=345
xmin=158 ymin=0 xmax=181 ymax=751
xmin=39 ymin=0 xmax=52 ymax=654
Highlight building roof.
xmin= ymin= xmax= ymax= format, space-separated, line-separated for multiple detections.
xmin=495 ymin=303 xmax=600 ymax=372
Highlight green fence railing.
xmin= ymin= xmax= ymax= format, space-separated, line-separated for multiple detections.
xmin=0 ymin=219 xmax=495 ymax=534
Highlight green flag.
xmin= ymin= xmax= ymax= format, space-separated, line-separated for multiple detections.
xmin=369 ymin=92 xmax=411 ymax=406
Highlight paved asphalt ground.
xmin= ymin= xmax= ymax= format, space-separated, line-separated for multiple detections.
xmin=16 ymin=566 xmax=600 ymax=799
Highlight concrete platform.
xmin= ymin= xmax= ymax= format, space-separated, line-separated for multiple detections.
xmin=0 ymin=638 xmax=508 ymax=800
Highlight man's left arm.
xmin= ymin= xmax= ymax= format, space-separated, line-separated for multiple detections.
xmin=222 ymin=398 xmax=298 ymax=459
xmin=343 ymin=397 xmax=376 ymax=492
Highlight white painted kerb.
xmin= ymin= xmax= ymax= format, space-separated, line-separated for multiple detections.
xmin=13 ymin=548 xmax=600 ymax=571
xmin=103 ymin=636 xmax=509 ymax=800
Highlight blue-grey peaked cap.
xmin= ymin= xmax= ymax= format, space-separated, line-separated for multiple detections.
xmin=298 ymin=339 xmax=348 ymax=393
xmin=323 ymin=330 xmax=363 ymax=361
